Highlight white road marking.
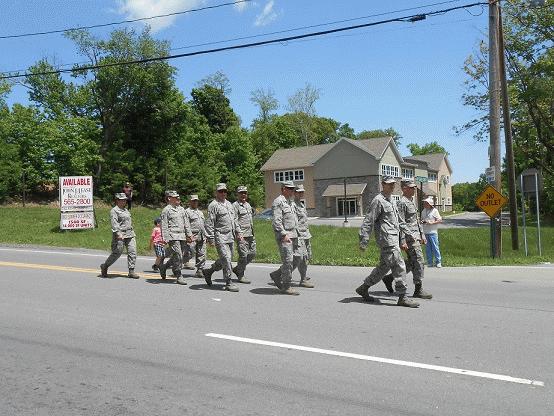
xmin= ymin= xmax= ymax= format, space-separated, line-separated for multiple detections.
xmin=211 ymin=298 xmax=221 ymax=302
xmin=205 ymin=333 xmax=544 ymax=387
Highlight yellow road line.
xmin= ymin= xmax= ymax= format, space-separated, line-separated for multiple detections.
xmin=0 ymin=261 xmax=163 ymax=279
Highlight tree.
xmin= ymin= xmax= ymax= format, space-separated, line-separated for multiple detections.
xmin=457 ymin=0 xmax=554 ymax=213
xmin=191 ymin=84 xmax=239 ymax=134
xmin=250 ymin=88 xmax=278 ymax=123
xmin=407 ymin=141 xmax=448 ymax=155
xmin=287 ymin=83 xmax=321 ymax=146
xmin=337 ymin=122 xmax=356 ymax=139
xmin=357 ymin=128 xmax=402 ymax=147
xmin=452 ymin=175 xmax=488 ymax=211
xmin=196 ymin=70 xmax=231 ymax=96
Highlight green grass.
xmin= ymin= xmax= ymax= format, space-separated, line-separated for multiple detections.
xmin=0 ymin=205 xmax=552 ymax=266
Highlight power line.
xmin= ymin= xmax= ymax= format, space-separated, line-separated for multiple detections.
xmin=0 ymin=0 xmax=469 ymax=75
xmin=0 ymin=0 xmax=251 ymax=40
xmin=0 ymin=2 xmax=487 ymax=81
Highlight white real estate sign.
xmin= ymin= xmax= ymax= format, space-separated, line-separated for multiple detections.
xmin=59 ymin=176 xmax=95 ymax=229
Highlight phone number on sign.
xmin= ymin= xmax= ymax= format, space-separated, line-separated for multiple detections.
xmin=63 ymin=198 xmax=92 ymax=206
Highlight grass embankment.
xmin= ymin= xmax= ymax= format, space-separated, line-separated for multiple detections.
xmin=0 ymin=206 xmax=552 ymax=267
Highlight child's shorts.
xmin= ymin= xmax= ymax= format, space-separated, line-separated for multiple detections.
xmin=154 ymin=244 xmax=165 ymax=258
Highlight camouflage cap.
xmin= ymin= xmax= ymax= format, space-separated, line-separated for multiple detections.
xmin=189 ymin=194 xmax=199 ymax=201
xmin=166 ymin=190 xmax=180 ymax=198
xmin=281 ymin=180 xmax=296 ymax=189
xmin=236 ymin=185 xmax=248 ymax=193
xmin=216 ymin=183 xmax=227 ymax=191
xmin=401 ymin=178 xmax=417 ymax=187
xmin=114 ymin=192 xmax=127 ymax=200
xmin=295 ymin=184 xmax=305 ymax=192
xmin=381 ymin=176 xmax=397 ymax=184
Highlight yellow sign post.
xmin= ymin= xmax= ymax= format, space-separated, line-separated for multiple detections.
xmin=476 ymin=185 xmax=508 ymax=218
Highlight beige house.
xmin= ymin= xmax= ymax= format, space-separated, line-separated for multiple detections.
xmin=261 ymin=137 xmax=453 ymax=216
xmin=404 ymin=154 xmax=453 ymax=211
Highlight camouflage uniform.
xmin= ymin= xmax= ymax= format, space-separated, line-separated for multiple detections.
xmin=293 ymin=200 xmax=312 ymax=282
xmin=184 ymin=205 xmax=206 ymax=273
xmin=205 ymin=198 xmax=241 ymax=284
xmin=397 ymin=195 xmax=425 ymax=284
xmin=233 ymin=199 xmax=256 ymax=278
xmin=102 ymin=204 xmax=137 ymax=271
xmin=271 ymin=193 xmax=299 ymax=290
xmin=160 ymin=202 xmax=187 ymax=277
xmin=359 ymin=193 xmax=411 ymax=294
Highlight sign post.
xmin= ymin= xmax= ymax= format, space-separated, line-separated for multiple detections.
xmin=476 ymin=184 xmax=508 ymax=258
xmin=59 ymin=176 xmax=95 ymax=230
xmin=518 ymin=169 xmax=543 ymax=256
xmin=415 ymin=176 xmax=428 ymax=213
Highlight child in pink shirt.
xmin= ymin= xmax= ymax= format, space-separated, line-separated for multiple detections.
xmin=149 ymin=218 xmax=166 ymax=271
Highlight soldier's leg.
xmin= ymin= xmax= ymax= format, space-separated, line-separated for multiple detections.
xmin=234 ymin=238 xmax=249 ymax=278
xmin=408 ymin=242 xmax=424 ymax=285
xmin=125 ymin=237 xmax=137 ymax=270
xmin=168 ymin=240 xmax=184 ymax=275
xmin=279 ymin=239 xmax=295 ymax=290
xmin=247 ymin=237 xmax=256 ymax=264
xmin=183 ymin=242 xmax=193 ymax=264
xmin=215 ymin=243 xmax=232 ymax=280
xmin=387 ymin=246 xmax=408 ymax=295
xmin=195 ymin=239 xmax=206 ymax=271
xmin=103 ymin=236 xmax=124 ymax=268
xmin=364 ymin=249 xmax=392 ymax=287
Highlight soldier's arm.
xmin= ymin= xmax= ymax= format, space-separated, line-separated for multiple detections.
xmin=204 ymin=205 xmax=215 ymax=242
xmin=272 ymin=201 xmax=286 ymax=237
xmin=160 ymin=209 xmax=170 ymax=241
xmin=183 ymin=210 xmax=193 ymax=240
xmin=110 ymin=210 xmax=123 ymax=239
xmin=397 ymin=203 xmax=412 ymax=237
xmin=397 ymin=200 xmax=408 ymax=245
xmin=359 ymin=199 xmax=379 ymax=248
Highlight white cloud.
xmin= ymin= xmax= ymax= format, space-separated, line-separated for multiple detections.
xmin=233 ymin=0 xmax=249 ymax=12
xmin=254 ymin=0 xmax=278 ymax=27
xmin=117 ymin=0 xmax=205 ymax=33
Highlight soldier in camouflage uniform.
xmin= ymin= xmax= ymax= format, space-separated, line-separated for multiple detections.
xmin=381 ymin=179 xmax=432 ymax=299
xmin=100 ymin=193 xmax=139 ymax=279
xmin=355 ymin=176 xmax=420 ymax=308
xmin=203 ymin=183 xmax=243 ymax=292
xmin=159 ymin=190 xmax=188 ymax=285
xmin=183 ymin=194 xmax=207 ymax=279
xmin=293 ymin=184 xmax=314 ymax=288
xmin=269 ymin=181 xmax=300 ymax=295
xmin=232 ymin=185 xmax=255 ymax=284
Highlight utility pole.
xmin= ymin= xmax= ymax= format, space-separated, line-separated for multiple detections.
xmin=489 ymin=0 xmax=502 ymax=258
xmin=497 ymin=6 xmax=519 ymax=250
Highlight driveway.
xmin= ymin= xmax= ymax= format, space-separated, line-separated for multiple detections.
xmin=310 ymin=211 xmax=491 ymax=229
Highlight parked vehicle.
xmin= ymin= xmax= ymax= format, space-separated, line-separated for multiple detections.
xmin=254 ymin=208 xmax=273 ymax=221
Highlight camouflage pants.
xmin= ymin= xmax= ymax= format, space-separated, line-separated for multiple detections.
xmin=364 ymin=245 xmax=407 ymax=295
xmin=235 ymin=236 xmax=256 ymax=277
xmin=184 ymin=237 xmax=206 ymax=271
xmin=272 ymin=238 xmax=298 ymax=290
xmin=211 ymin=242 xmax=234 ymax=282
xmin=293 ymin=238 xmax=311 ymax=280
xmin=405 ymin=241 xmax=424 ymax=284
xmin=104 ymin=235 xmax=136 ymax=270
xmin=165 ymin=240 xmax=187 ymax=275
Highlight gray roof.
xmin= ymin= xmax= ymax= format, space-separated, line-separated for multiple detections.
xmin=321 ymin=183 xmax=367 ymax=197
xmin=260 ymin=136 xmax=398 ymax=171
xmin=404 ymin=153 xmax=452 ymax=173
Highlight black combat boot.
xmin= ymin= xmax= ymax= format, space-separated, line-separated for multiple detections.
xmin=413 ymin=283 xmax=432 ymax=299
xmin=355 ymin=283 xmax=374 ymax=302
xmin=202 ymin=267 xmax=214 ymax=286
xmin=100 ymin=264 xmax=108 ymax=278
xmin=269 ymin=270 xmax=283 ymax=290
xmin=382 ymin=274 xmax=394 ymax=294
xmin=159 ymin=263 xmax=167 ymax=279
xmin=397 ymin=294 xmax=419 ymax=308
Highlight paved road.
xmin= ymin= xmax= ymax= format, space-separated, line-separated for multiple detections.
xmin=1 ymin=246 xmax=552 ymax=415
xmin=310 ymin=211 xmax=491 ymax=229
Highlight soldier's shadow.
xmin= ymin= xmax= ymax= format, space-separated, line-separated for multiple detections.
xmin=339 ymin=295 xmax=397 ymax=307
xmin=145 ymin=278 xmax=177 ymax=284
xmin=188 ymin=284 xmax=221 ymax=290
xmin=250 ymin=287 xmax=281 ymax=295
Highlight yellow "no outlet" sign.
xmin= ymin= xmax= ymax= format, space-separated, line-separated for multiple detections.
xmin=476 ymin=185 xmax=508 ymax=218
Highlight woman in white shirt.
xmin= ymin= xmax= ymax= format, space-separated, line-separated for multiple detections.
xmin=421 ymin=196 xmax=443 ymax=267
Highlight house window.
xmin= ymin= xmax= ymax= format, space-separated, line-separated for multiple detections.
xmin=274 ymin=169 xmax=304 ymax=183
xmin=381 ymin=164 xmax=400 ymax=177
xmin=402 ymin=168 xmax=414 ymax=179
xmin=428 ymin=173 xmax=437 ymax=182
xmin=446 ymin=197 xmax=451 ymax=205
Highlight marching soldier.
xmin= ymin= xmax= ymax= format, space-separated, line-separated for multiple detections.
xmin=184 ymin=194 xmax=207 ymax=279
xmin=232 ymin=186 xmax=255 ymax=284
xmin=355 ymin=176 xmax=420 ymax=308
xmin=203 ymin=183 xmax=243 ymax=292
xmin=159 ymin=190 xmax=188 ymax=285
xmin=100 ymin=193 xmax=139 ymax=279
xmin=293 ymin=184 xmax=314 ymax=288
xmin=269 ymin=181 xmax=300 ymax=295
xmin=382 ymin=179 xmax=432 ymax=298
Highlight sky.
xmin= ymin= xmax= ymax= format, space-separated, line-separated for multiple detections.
xmin=0 ymin=0 xmax=494 ymax=183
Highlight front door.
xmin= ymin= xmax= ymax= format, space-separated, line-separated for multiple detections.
xmin=337 ymin=198 xmax=357 ymax=216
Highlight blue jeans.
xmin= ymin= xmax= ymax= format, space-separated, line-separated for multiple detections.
xmin=425 ymin=233 xmax=442 ymax=266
